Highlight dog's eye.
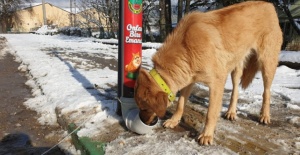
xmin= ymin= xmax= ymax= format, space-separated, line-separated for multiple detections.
xmin=140 ymin=108 xmax=147 ymax=111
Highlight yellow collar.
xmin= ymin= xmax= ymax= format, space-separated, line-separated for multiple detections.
xmin=149 ymin=69 xmax=175 ymax=102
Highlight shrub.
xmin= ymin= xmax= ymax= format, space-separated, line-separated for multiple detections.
xmin=58 ymin=27 xmax=94 ymax=37
xmin=286 ymin=36 xmax=300 ymax=51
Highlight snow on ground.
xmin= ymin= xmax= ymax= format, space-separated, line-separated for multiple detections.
xmin=1 ymin=34 xmax=300 ymax=154
xmin=223 ymin=64 xmax=300 ymax=114
xmin=280 ymin=51 xmax=300 ymax=63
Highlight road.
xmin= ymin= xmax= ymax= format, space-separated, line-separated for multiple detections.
xmin=0 ymin=37 xmax=65 ymax=154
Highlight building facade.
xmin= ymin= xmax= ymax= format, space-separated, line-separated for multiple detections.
xmin=10 ymin=3 xmax=72 ymax=33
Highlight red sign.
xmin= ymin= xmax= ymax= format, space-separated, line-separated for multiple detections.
xmin=123 ymin=0 xmax=143 ymax=89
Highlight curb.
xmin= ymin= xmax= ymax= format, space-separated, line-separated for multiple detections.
xmin=67 ymin=123 xmax=105 ymax=155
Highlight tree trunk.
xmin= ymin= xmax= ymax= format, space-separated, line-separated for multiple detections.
xmin=106 ymin=0 xmax=115 ymax=38
xmin=185 ymin=0 xmax=191 ymax=14
xmin=0 ymin=13 xmax=11 ymax=33
xmin=146 ymin=22 xmax=155 ymax=42
xmin=0 ymin=22 xmax=6 ymax=33
xmin=178 ymin=0 xmax=183 ymax=22
xmin=282 ymin=0 xmax=300 ymax=35
xmin=2 ymin=18 xmax=9 ymax=33
xmin=165 ymin=0 xmax=172 ymax=35
xmin=159 ymin=0 xmax=167 ymax=41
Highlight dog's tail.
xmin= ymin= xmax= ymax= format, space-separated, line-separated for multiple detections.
xmin=240 ymin=52 xmax=259 ymax=89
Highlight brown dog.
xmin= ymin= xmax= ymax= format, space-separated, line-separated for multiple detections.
xmin=134 ymin=1 xmax=282 ymax=145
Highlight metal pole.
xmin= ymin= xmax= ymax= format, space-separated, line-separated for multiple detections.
xmin=42 ymin=0 xmax=47 ymax=25
xmin=117 ymin=0 xmax=124 ymax=116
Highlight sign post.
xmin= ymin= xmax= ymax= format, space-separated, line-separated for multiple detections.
xmin=117 ymin=0 xmax=143 ymax=116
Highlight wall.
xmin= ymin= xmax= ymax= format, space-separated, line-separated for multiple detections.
xmin=11 ymin=3 xmax=71 ymax=33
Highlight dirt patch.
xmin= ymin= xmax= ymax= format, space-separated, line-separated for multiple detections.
xmin=90 ymin=90 xmax=299 ymax=154
xmin=166 ymin=88 xmax=300 ymax=154
xmin=0 ymin=39 xmax=65 ymax=154
xmin=42 ymin=48 xmax=118 ymax=71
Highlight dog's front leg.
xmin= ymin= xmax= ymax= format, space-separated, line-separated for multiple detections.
xmin=198 ymin=81 xmax=225 ymax=145
xmin=225 ymin=66 xmax=243 ymax=120
xmin=163 ymin=84 xmax=194 ymax=128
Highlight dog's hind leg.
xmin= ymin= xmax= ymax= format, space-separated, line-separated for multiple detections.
xmin=259 ymin=33 xmax=281 ymax=124
xmin=259 ymin=54 xmax=279 ymax=124
xmin=259 ymin=58 xmax=277 ymax=124
xmin=225 ymin=65 xmax=243 ymax=120
xmin=163 ymin=83 xmax=194 ymax=128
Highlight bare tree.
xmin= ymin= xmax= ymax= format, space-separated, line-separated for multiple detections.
xmin=185 ymin=0 xmax=191 ymax=14
xmin=178 ymin=0 xmax=192 ymax=21
xmin=77 ymin=0 xmax=118 ymax=38
xmin=215 ymin=0 xmax=300 ymax=35
xmin=159 ymin=0 xmax=172 ymax=41
xmin=0 ymin=0 xmax=32 ymax=33
xmin=159 ymin=0 xmax=167 ymax=41
xmin=143 ymin=0 xmax=158 ymax=42
xmin=165 ymin=0 xmax=172 ymax=34
xmin=275 ymin=0 xmax=300 ymax=35
xmin=77 ymin=0 xmax=103 ymax=34
xmin=178 ymin=0 xmax=183 ymax=22
xmin=105 ymin=0 xmax=118 ymax=38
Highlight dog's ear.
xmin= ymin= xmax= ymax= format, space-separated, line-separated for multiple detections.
xmin=139 ymin=68 xmax=150 ymax=79
xmin=149 ymin=91 xmax=169 ymax=118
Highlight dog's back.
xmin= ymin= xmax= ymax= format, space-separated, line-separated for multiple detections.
xmin=153 ymin=1 xmax=282 ymax=87
xmin=210 ymin=1 xmax=282 ymax=88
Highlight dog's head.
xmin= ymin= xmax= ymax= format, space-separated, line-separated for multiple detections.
xmin=134 ymin=68 xmax=169 ymax=125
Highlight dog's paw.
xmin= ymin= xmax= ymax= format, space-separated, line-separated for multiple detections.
xmin=260 ymin=115 xmax=271 ymax=124
xmin=198 ymin=134 xmax=214 ymax=145
xmin=224 ymin=111 xmax=236 ymax=121
xmin=163 ymin=119 xmax=180 ymax=128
